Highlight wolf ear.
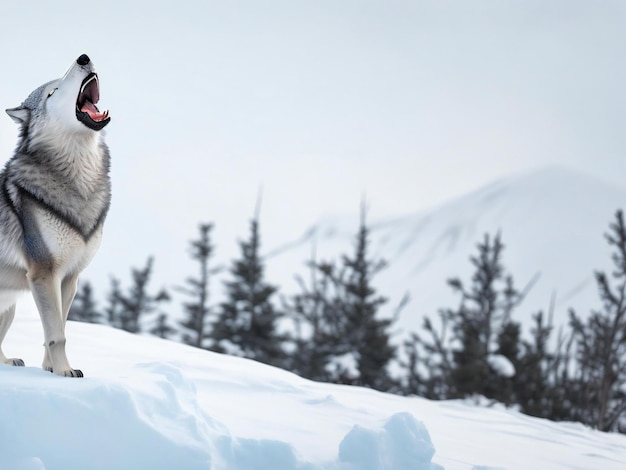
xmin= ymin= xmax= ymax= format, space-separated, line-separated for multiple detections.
xmin=6 ymin=106 xmax=30 ymax=124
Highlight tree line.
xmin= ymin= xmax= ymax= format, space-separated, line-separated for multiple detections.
xmin=69 ymin=208 xmax=626 ymax=434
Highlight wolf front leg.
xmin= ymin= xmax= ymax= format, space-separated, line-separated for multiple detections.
xmin=41 ymin=273 xmax=79 ymax=372
xmin=28 ymin=268 xmax=82 ymax=377
xmin=61 ymin=274 xmax=79 ymax=325
xmin=0 ymin=304 xmax=24 ymax=366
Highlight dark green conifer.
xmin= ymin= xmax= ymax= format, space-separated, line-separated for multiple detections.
xmin=211 ymin=219 xmax=286 ymax=366
xmin=178 ymin=223 xmax=219 ymax=349
xmin=68 ymin=281 xmax=102 ymax=324
xmin=569 ymin=210 xmax=626 ymax=432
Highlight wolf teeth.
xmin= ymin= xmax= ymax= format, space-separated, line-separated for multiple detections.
xmin=80 ymin=75 xmax=98 ymax=95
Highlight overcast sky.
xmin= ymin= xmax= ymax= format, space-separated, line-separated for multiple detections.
xmin=0 ymin=1 xmax=625 ymax=291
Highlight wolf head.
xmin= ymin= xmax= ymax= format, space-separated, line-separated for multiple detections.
xmin=5 ymin=54 xmax=111 ymax=141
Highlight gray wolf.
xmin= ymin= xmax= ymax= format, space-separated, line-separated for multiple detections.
xmin=0 ymin=54 xmax=111 ymax=377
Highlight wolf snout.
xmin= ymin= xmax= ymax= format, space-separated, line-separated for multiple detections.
xmin=77 ymin=54 xmax=90 ymax=66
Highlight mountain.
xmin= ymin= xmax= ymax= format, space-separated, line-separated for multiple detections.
xmin=2 ymin=298 xmax=626 ymax=470
xmin=266 ymin=166 xmax=626 ymax=338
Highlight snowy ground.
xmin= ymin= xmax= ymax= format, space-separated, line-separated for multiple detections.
xmin=1 ymin=298 xmax=626 ymax=470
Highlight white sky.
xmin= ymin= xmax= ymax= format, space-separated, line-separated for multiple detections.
xmin=0 ymin=0 xmax=625 ymax=293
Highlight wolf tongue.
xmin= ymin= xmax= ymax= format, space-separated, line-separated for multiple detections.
xmin=81 ymin=101 xmax=108 ymax=122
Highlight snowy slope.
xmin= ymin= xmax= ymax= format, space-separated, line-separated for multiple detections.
xmin=266 ymin=166 xmax=626 ymax=337
xmin=2 ymin=298 xmax=626 ymax=470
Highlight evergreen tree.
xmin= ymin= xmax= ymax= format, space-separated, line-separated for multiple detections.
xmin=211 ymin=219 xmax=285 ymax=366
xmin=400 ymin=332 xmax=427 ymax=396
xmin=446 ymin=233 xmax=522 ymax=400
xmin=150 ymin=313 xmax=177 ymax=339
xmin=304 ymin=207 xmax=401 ymax=391
xmin=104 ymin=277 xmax=123 ymax=328
xmin=407 ymin=233 xmax=524 ymax=401
xmin=286 ymin=254 xmax=344 ymax=382
xmin=447 ymin=233 xmax=522 ymax=400
xmin=569 ymin=210 xmax=626 ymax=432
xmin=116 ymin=257 xmax=171 ymax=334
xmin=401 ymin=308 xmax=455 ymax=399
xmin=178 ymin=223 xmax=219 ymax=349
xmin=68 ymin=281 xmax=102 ymax=324
xmin=337 ymin=211 xmax=398 ymax=390
xmin=513 ymin=308 xmax=575 ymax=422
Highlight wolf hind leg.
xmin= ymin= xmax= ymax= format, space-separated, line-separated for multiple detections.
xmin=0 ymin=304 xmax=25 ymax=366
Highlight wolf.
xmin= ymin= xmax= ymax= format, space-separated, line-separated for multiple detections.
xmin=0 ymin=54 xmax=111 ymax=377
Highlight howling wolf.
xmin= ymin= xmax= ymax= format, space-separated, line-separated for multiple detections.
xmin=0 ymin=53 xmax=111 ymax=377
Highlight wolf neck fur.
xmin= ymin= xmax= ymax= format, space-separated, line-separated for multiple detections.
xmin=26 ymin=122 xmax=106 ymax=198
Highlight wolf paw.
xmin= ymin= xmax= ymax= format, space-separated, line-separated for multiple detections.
xmin=44 ymin=367 xmax=83 ymax=377
xmin=9 ymin=358 xmax=25 ymax=367
xmin=62 ymin=369 xmax=84 ymax=378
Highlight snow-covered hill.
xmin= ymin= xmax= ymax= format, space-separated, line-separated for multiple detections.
xmin=2 ymin=298 xmax=626 ymax=470
xmin=267 ymin=166 xmax=626 ymax=337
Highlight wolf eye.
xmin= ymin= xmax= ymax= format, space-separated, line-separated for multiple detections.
xmin=47 ymin=88 xmax=58 ymax=98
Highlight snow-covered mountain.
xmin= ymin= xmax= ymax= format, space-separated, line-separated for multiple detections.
xmin=2 ymin=298 xmax=626 ymax=470
xmin=266 ymin=166 xmax=626 ymax=338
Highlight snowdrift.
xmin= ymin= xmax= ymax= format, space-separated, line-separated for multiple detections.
xmin=2 ymin=299 xmax=626 ymax=469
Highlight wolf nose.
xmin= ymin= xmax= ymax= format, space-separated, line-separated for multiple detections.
xmin=77 ymin=54 xmax=90 ymax=66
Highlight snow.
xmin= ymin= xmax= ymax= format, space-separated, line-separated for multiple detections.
xmin=487 ymin=354 xmax=516 ymax=378
xmin=2 ymin=299 xmax=626 ymax=470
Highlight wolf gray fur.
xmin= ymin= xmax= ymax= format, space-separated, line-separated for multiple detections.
xmin=0 ymin=54 xmax=111 ymax=377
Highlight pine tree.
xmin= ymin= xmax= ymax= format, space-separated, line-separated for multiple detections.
xmin=286 ymin=253 xmax=343 ymax=382
xmin=150 ymin=313 xmax=177 ymax=339
xmin=569 ymin=210 xmax=626 ymax=432
xmin=211 ymin=219 xmax=285 ymax=366
xmin=407 ymin=233 xmax=524 ymax=401
xmin=513 ymin=308 xmax=575 ymax=421
xmin=178 ymin=223 xmax=219 ymax=349
xmin=104 ymin=277 xmax=123 ymax=328
xmin=340 ymin=212 xmax=398 ymax=390
xmin=68 ymin=281 xmax=102 ymax=324
xmin=400 ymin=332 xmax=427 ymax=396
xmin=116 ymin=257 xmax=171 ymax=334
xmin=447 ymin=233 xmax=522 ymax=400
xmin=401 ymin=307 xmax=455 ymax=399
xmin=312 ymin=207 xmax=401 ymax=391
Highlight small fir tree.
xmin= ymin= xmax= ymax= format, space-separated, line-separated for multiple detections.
xmin=286 ymin=251 xmax=344 ymax=382
xmin=150 ymin=313 xmax=177 ymax=340
xmin=104 ymin=277 xmax=123 ymax=328
xmin=569 ymin=210 xmax=626 ymax=432
xmin=507 ymin=307 xmax=575 ymax=422
xmin=339 ymin=214 xmax=398 ymax=390
xmin=407 ymin=232 xmax=524 ymax=402
xmin=317 ymin=206 xmax=401 ymax=391
xmin=116 ymin=257 xmax=171 ymax=334
xmin=211 ymin=219 xmax=286 ymax=366
xmin=68 ymin=281 xmax=102 ymax=324
xmin=447 ymin=233 xmax=522 ymax=400
xmin=178 ymin=223 xmax=220 ymax=349
xmin=401 ymin=308 xmax=455 ymax=399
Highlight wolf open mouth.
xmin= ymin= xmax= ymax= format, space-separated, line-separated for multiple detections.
xmin=76 ymin=73 xmax=110 ymax=130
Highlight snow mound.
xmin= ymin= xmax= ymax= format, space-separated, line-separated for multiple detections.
xmin=0 ymin=363 xmax=224 ymax=469
xmin=0 ymin=362 xmax=440 ymax=470
xmin=0 ymin=363 xmax=215 ymax=470
xmin=2 ymin=301 xmax=626 ymax=469
xmin=339 ymin=413 xmax=443 ymax=470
